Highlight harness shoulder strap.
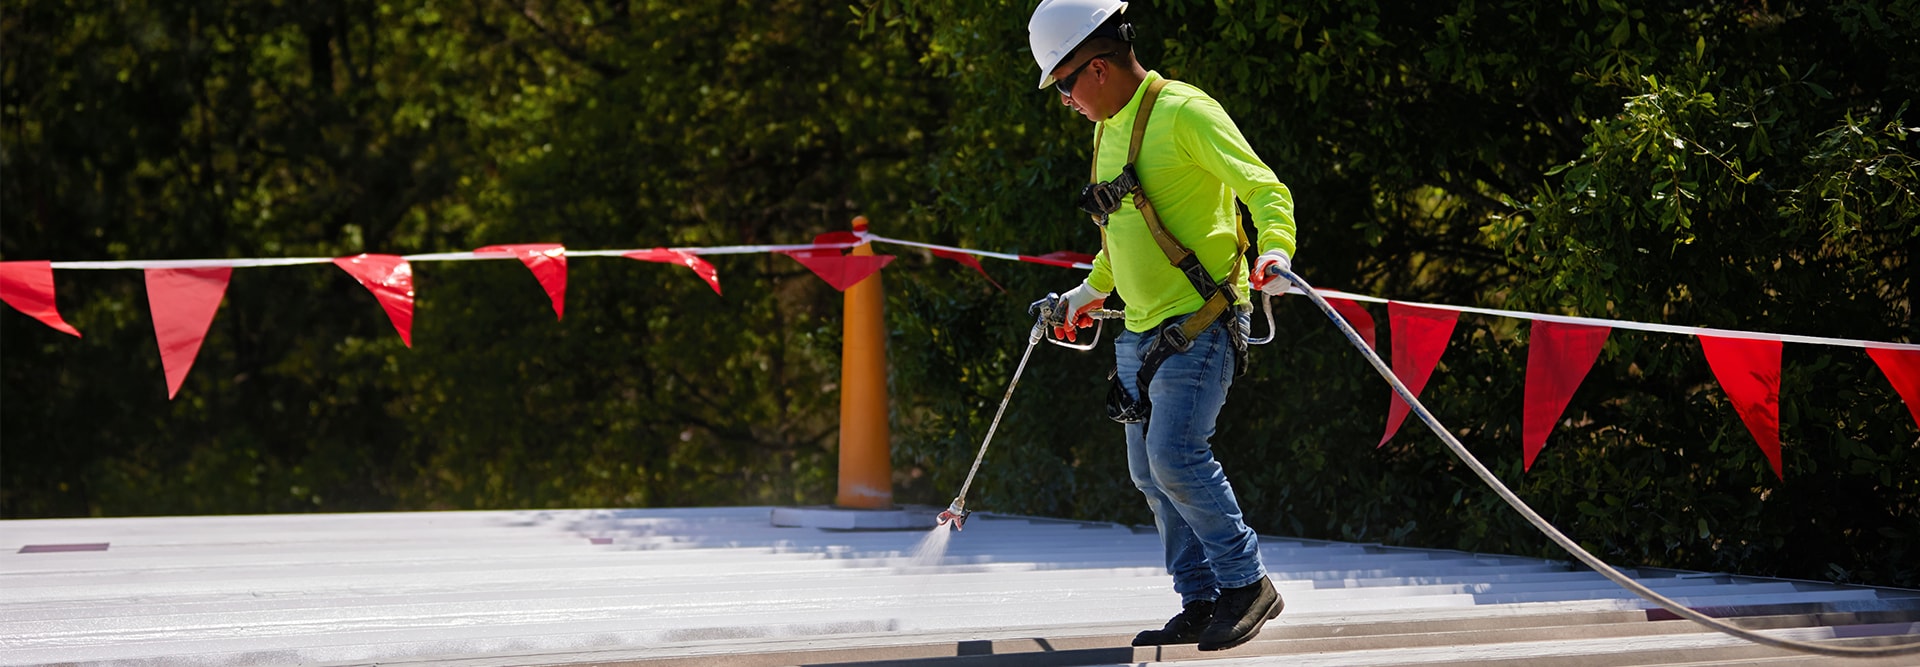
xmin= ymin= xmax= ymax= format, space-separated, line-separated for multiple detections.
xmin=1089 ymin=78 xmax=1170 ymax=182
xmin=1126 ymin=78 xmax=1168 ymax=164
xmin=1094 ymin=78 xmax=1247 ymax=346
xmin=1095 ymin=80 xmax=1190 ymax=268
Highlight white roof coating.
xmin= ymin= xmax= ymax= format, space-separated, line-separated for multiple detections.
xmin=3 ymin=506 xmax=1918 ymax=666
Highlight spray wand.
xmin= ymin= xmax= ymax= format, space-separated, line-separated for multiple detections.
xmin=936 ymin=295 xmax=1121 ymax=530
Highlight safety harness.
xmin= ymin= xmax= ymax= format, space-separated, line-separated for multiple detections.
xmin=1080 ymin=78 xmax=1250 ymax=423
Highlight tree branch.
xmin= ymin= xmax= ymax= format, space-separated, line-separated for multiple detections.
xmin=504 ymin=0 xmax=627 ymax=79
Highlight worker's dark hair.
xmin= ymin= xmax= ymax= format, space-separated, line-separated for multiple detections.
xmin=1068 ymin=11 xmax=1138 ymax=68
xmin=1086 ymin=10 xmax=1135 ymax=44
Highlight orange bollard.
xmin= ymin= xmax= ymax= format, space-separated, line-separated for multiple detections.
xmin=836 ymin=216 xmax=893 ymax=509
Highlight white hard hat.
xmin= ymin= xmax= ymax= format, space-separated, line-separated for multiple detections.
xmin=1028 ymin=0 xmax=1129 ymax=89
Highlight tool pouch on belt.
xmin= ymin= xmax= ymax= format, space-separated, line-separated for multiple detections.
xmin=1105 ymin=367 xmax=1146 ymax=423
xmin=1103 ymin=309 xmax=1248 ymax=424
xmin=1105 ymin=327 xmax=1176 ymax=426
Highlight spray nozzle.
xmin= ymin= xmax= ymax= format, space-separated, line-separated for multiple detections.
xmin=935 ymin=499 xmax=970 ymax=531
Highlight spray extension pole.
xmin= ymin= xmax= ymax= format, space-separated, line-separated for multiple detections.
xmin=937 ymin=318 xmax=1048 ymax=531
xmin=938 ymin=294 xmax=1128 ymax=530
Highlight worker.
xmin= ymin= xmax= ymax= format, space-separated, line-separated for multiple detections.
xmin=1026 ymin=0 xmax=1299 ymax=652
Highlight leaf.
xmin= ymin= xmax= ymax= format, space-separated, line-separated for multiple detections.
xmin=1611 ymin=19 xmax=1631 ymax=47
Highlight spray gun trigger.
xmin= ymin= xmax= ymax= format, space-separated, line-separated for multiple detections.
xmin=1028 ymin=293 xmax=1066 ymax=328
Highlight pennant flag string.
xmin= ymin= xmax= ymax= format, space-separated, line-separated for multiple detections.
xmin=46 ymin=241 xmax=867 ymax=270
xmin=567 ymin=240 xmax=862 ymax=258
xmin=55 ymin=257 xmax=342 ymax=269
xmin=15 ymin=232 xmax=1920 ymax=352
xmin=858 ymin=233 xmax=1097 ymax=270
xmin=1396 ymin=300 xmax=1920 ymax=351
xmin=16 ymin=231 xmax=1920 ymax=478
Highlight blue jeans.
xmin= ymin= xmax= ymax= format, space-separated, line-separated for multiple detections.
xmin=1117 ymin=312 xmax=1264 ymax=605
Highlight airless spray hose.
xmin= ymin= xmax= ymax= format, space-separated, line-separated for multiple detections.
xmin=1278 ymin=266 xmax=1920 ymax=659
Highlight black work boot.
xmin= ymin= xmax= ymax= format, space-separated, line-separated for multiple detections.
xmin=1130 ymin=599 xmax=1215 ymax=646
xmin=1196 ymin=577 xmax=1282 ymax=651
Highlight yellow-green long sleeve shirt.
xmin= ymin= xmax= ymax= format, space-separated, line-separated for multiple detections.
xmin=1084 ymin=71 xmax=1297 ymax=333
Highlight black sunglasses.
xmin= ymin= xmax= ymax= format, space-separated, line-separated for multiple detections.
xmin=1055 ymin=52 xmax=1118 ymax=97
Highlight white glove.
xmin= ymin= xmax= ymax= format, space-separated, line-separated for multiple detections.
xmin=1250 ymin=250 xmax=1294 ymax=296
xmin=1051 ymin=282 xmax=1109 ymax=342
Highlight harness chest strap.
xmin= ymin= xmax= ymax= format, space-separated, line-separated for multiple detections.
xmin=1091 ymin=78 xmax=1249 ymax=347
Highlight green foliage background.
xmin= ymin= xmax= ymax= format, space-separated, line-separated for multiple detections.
xmin=4 ymin=1 xmax=1916 ymax=587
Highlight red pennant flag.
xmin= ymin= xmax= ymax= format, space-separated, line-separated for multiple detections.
xmin=624 ymin=248 xmax=722 ymax=295
xmin=1699 ymin=335 xmax=1784 ymax=479
xmin=333 ymin=254 xmax=416 ymax=347
xmin=787 ymin=253 xmax=893 ymax=291
xmin=784 ymin=232 xmax=892 ymax=292
xmin=1866 ymin=347 xmax=1920 ymax=431
xmin=1522 ymin=321 xmax=1610 ymax=470
xmin=1325 ymin=297 xmax=1376 ymax=350
xmin=1021 ymin=250 xmax=1098 ymax=268
xmin=475 ymin=244 xmax=566 ymax=320
xmin=1381 ymin=302 xmax=1458 ymax=448
xmin=0 ymin=260 xmax=81 ymax=337
xmin=932 ymin=249 xmax=1004 ymax=292
xmin=145 ymin=267 xmax=231 ymax=399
